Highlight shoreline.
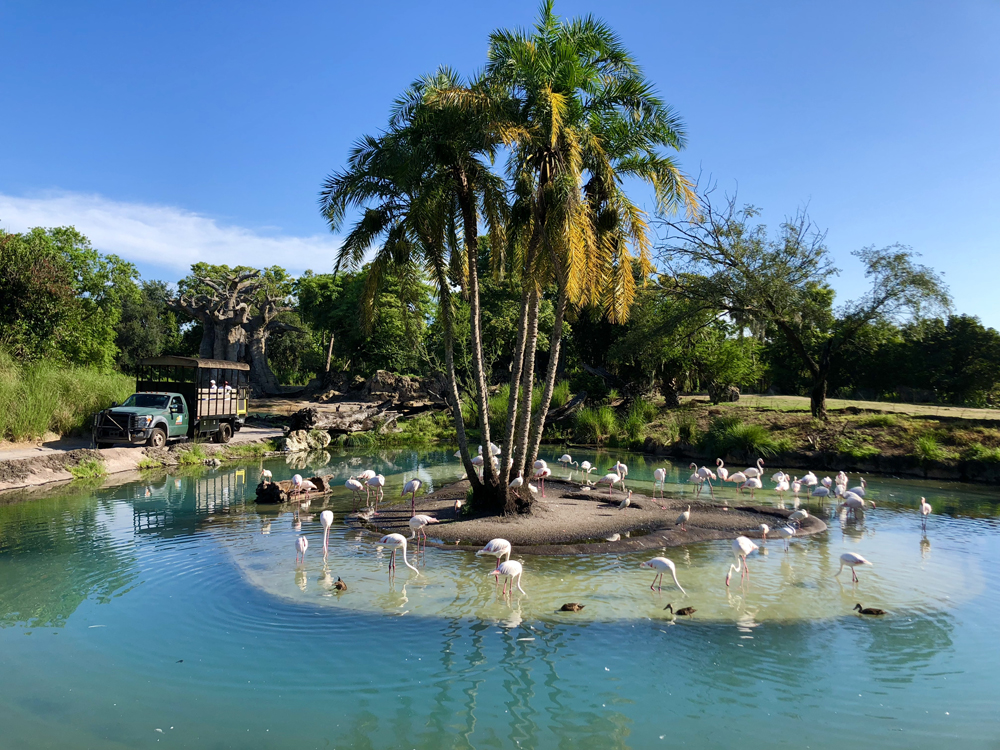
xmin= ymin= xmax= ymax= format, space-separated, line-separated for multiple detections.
xmin=356 ymin=479 xmax=827 ymax=555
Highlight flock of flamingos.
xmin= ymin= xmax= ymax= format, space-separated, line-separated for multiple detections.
xmin=264 ymin=449 xmax=934 ymax=619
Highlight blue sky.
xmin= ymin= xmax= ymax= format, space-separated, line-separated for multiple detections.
xmin=2 ymin=0 xmax=998 ymax=325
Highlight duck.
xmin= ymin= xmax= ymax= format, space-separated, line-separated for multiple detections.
xmin=334 ymin=577 xmax=347 ymax=592
xmin=854 ymin=603 xmax=885 ymax=616
xmin=664 ymin=603 xmax=696 ymax=617
xmin=559 ymin=603 xmax=585 ymax=612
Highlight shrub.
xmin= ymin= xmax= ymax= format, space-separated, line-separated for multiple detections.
xmin=915 ymin=434 xmax=953 ymax=462
xmin=574 ymin=406 xmax=619 ymax=443
xmin=69 ymin=458 xmax=106 ymax=479
xmin=550 ymin=380 xmax=572 ymax=409
xmin=700 ymin=416 xmax=784 ymax=458
xmin=677 ymin=416 xmax=700 ymax=444
xmin=0 ymin=349 xmax=134 ymax=441
xmin=176 ymin=443 xmax=209 ymax=465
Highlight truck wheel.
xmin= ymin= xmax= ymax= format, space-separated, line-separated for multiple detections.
xmin=147 ymin=428 xmax=167 ymax=449
xmin=214 ymin=422 xmax=233 ymax=444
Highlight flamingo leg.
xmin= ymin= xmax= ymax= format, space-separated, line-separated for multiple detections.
xmin=650 ymin=574 xmax=657 ymax=591
xmin=707 ymin=479 xmax=715 ymax=500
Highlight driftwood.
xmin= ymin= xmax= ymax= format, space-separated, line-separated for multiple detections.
xmin=289 ymin=402 xmax=399 ymax=434
xmin=255 ymin=476 xmax=330 ymax=504
xmin=545 ymin=392 xmax=588 ymax=424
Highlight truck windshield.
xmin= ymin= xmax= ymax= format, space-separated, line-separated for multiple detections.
xmin=122 ymin=394 xmax=170 ymax=409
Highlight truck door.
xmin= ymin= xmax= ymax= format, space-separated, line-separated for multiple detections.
xmin=168 ymin=396 xmax=188 ymax=437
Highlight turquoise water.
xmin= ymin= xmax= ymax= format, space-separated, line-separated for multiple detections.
xmin=1 ymin=448 xmax=999 ymax=748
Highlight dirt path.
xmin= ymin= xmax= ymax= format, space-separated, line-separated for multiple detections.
xmin=356 ymin=479 xmax=825 ymax=555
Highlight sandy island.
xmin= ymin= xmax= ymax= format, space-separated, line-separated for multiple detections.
xmin=354 ymin=478 xmax=827 ymax=555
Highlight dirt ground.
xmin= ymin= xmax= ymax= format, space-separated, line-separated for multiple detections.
xmin=356 ymin=478 xmax=825 ymax=555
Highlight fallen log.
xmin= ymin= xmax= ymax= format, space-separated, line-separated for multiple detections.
xmin=255 ymin=476 xmax=330 ymax=504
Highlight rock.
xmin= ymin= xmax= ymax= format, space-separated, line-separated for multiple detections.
xmin=281 ymin=429 xmax=312 ymax=452
xmin=365 ymin=370 xmax=424 ymax=401
xmin=306 ymin=429 xmax=331 ymax=450
xmin=708 ymin=383 xmax=740 ymax=404
xmin=206 ymin=458 xmax=223 ymax=467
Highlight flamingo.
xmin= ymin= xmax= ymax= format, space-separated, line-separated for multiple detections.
xmin=726 ymin=536 xmax=759 ymax=586
xmin=770 ymin=470 xmax=787 ymax=483
xmin=741 ymin=477 xmax=763 ymax=500
xmin=618 ymin=490 xmax=632 ymax=510
xmin=695 ymin=464 xmax=717 ymax=499
xmin=744 ymin=458 xmax=765 ymax=479
xmin=788 ymin=509 xmax=809 ymax=527
xmin=558 ymin=454 xmax=578 ymax=468
xmin=759 ymin=523 xmax=770 ymax=543
xmin=488 ymin=442 xmax=501 ymax=456
xmin=378 ymin=533 xmax=419 ymax=575
xmin=801 ymin=471 xmax=818 ymax=487
xmin=408 ymin=514 xmax=439 ymax=544
xmin=580 ymin=461 xmax=595 ymax=482
xmin=653 ymin=467 xmax=667 ymax=499
xmin=491 ymin=560 xmax=526 ymax=596
xmin=598 ymin=472 xmax=622 ymax=496
xmin=811 ymin=485 xmax=832 ymax=499
xmin=716 ymin=458 xmax=729 ymax=482
xmin=639 ymin=557 xmax=686 ymax=593
xmin=295 ymin=535 xmax=308 ymax=563
xmin=320 ymin=510 xmax=334 ymax=556
xmin=367 ymin=474 xmax=385 ymax=513
xmin=297 ymin=478 xmax=318 ymax=495
xmin=614 ymin=461 xmax=629 ymax=481
xmin=477 ymin=538 xmax=512 ymax=563
xmin=358 ymin=469 xmax=376 ymax=502
xmin=836 ymin=552 xmax=873 ymax=583
xmin=470 ymin=455 xmax=485 ymax=479
xmin=839 ymin=494 xmax=874 ymax=519
xmin=775 ymin=476 xmax=790 ymax=498
xmin=775 ymin=525 xmax=795 ymax=551
xmin=836 ymin=470 xmax=849 ymax=486
xmin=920 ymin=496 xmax=932 ymax=529
xmin=676 ymin=505 xmax=691 ymax=531
xmin=533 ymin=459 xmax=548 ymax=472
xmin=727 ymin=471 xmax=748 ymax=493
xmin=402 ymin=478 xmax=423 ymax=516
xmin=534 ymin=465 xmax=552 ymax=497
xmin=848 ymin=478 xmax=868 ymax=497
xmin=687 ymin=465 xmax=704 ymax=497
xmin=291 ymin=474 xmax=303 ymax=496
xmin=822 ymin=476 xmax=833 ymax=488
xmin=791 ymin=477 xmax=802 ymax=495
xmin=345 ymin=477 xmax=365 ymax=509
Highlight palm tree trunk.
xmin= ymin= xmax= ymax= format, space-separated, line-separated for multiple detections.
xmin=500 ymin=286 xmax=531 ymax=482
xmin=525 ymin=285 xmax=567 ymax=469
xmin=440 ymin=288 xmax=480 ymax=485
xmin=512 ymin=287 xmax=540 ymax=480
xmin=454 ymin=168 xmax=496 ymax=487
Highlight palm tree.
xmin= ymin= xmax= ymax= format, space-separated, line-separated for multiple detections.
xmin=320 ymin=71 xmax=513 ymax=507
xmin=482 ymin=0 xmax=699 ymax=480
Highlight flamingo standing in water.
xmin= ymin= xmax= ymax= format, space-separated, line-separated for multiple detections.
xmin=688 ymin=465 xmax=705 ymax=497
xmin=367 ymin=474 xmax=385 ymax=513
xmin=695 ymin=464 xmax=717 ymax=499
xmin=920 ymin=497 xmax=932 ymax=529
xmin=534 ymin=465 xmax=552 ymax=497
xmin=408 ymin=514 xmax=438 ymax=545
xmin=357 ymin=469 xmax=376 ymax=502
xmin=801 ymin=472 xmax=818 ymax=487
xmin=848 ymin=477 xmax=868 ymax=497
xmin=402 ymin=478 xmax=422 ymax=516
xmin=836 ymin=552 xmax=873 ymax=583
xmin=741 ymin=476 xmax=763 ymax=500
xmin=744 ymin=458 xmax=765 ymax=479
xmin=320 ymin=510 xmax=334 ymax=556
xmin=715 ymin=458 xmax=729 ymax=482
xmin=775 ymin=525 xmax=795 ymax=551
xmin=727 ymin=471 xmax=748 ymax=493
xmin=477 ymin=538 xmax=512 ymax=564
xmin=775 ymin=475 xmax=790 ymax=499
xmin=639 ymin=557 xmax=686 ymax=593
xmin=653 ymin=467 xmax=667 ymax=499
xmin=345 ymin=477 xmax=365 ymax=509
xmin=726 ymin=536 xmax=759 ymax=586
xmin=491 ymin=560 xmax=526 ymax=596
xmin=378 ymin=533 xmax=419 ymax=575
xmin=558 ymin=454 xmax=578 ymax=469
xmin=295 ymin=535 xmax=308 ymax=563
xmin=580 ymin=461 xmax=595 ymax=483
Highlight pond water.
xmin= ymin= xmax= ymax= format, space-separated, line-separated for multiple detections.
xmin=2 ymin=447 xmax=999 ymax=749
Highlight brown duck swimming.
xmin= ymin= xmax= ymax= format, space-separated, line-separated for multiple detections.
xmin=334 ymin=577 xmax=347 ymax=592
xmin=664 ymin=603 xmax=696 ymax=617
xmin=854 ymin=603 xmax=885 ymax=616
xmin=559 ymin=603 xmax=585 ymax=612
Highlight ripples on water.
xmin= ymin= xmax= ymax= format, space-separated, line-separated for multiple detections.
xmin=1 ymin=448 xmax=999 ymax=749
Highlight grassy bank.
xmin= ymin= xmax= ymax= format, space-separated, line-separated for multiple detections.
xmin=0 ymin=351 xmax=134 ymax=442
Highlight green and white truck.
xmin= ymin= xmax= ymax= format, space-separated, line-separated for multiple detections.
xmin=92 ymin=356 xmax=250 ymax=448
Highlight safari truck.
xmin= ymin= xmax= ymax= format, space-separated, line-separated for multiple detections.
xmin=92 ymin=356 xmax=250 ymax=448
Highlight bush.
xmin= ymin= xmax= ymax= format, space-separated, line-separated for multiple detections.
xmin=700 ymin=416 xmax=784 ymax=458
xmin=677 ymin=416 xmax=700 ymax=444
xmin=574 ymin=406 xmax=619 ymax=443
xmin=0 ymin=350 xmax=134 ymax=441
xmin=69 ymin=458 xmax=106 ymax=479
xmin=915 ymin=434 xmax=953 ymax=462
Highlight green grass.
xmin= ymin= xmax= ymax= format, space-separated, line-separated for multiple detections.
xmin=574 ymin=405 xmax=619 ymax=443
xmin=222 ymin=440 xmax=280 ymax=459
xmin=857 ymin=413 xmax=899 ymax=428
xmin=69 ymin=458 xmax=106 ymax=479
xmin=176 ymin=443 xmax=209 ymax=465
xmin=961 ymin=442 xmax=1000 ymax=462
xmin=550 ymin=380 xmax=572 ymax=409
xmin=0 ymin=349 xmax=134 ymax=441
xmin=834 ymin=435 xmax=881 ymax=460
xmin=915 ymin=434 xmax=956 ymax=462
xmin=136 ymin=456 xmax=164 ymax=470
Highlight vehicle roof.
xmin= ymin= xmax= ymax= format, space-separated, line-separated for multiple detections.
xmin=139 ymin=356 xmax=250 ymax=371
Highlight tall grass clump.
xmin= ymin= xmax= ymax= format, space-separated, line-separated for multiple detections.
xmin=176 ymin=443 xmax=209 ymax=465
xmin=962 ymin=442 xmax=1000 ymax=462
xmin=621 ymin=399 xmax=657 ymax=442
xmin=700 ymin=416 xmax=784 ymax=458
xmin=550 ymin=380 xmax=572 ymax=410
xmin=575 ymin=406 xmax=619 ymax=443
xmin=69 ymin=457 xmax=106 ymax=479
xmin=857 ymin=413 xmax=898 ymax=429
xmin=915 ymin=434 xmax=952 ymax=462
xmin=0 ymin=350 xmax=134 ymax=442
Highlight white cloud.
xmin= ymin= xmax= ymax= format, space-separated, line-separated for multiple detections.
xmin=0 ymin=191 xmax=342 ymax=276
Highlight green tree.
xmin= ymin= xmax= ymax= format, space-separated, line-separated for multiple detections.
xmin=660 ymin=194 xmax=950 ymax=418
xmin=115 ymin=280 xmax=184 ymax=372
